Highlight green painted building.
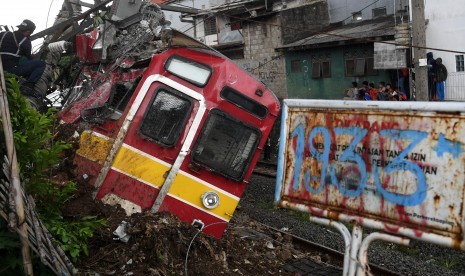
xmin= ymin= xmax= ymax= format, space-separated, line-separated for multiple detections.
xmin=279 ymin=17 xmax=398 ymax=99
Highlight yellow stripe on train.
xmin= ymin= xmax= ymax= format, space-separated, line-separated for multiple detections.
xmin=76 ymin=131 xmax=113 ymax=164
xmin=112 ymin=144 xmax=169 ymax=188
xmin=111 ymin=144 xmax=239 ymax=221
xmin=168 ymin=172 xmax=239 ymax=221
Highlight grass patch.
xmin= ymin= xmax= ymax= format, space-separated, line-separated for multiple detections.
xmin=436 ymin=256 xmax=460 ymax=269
xmin=291 ymin=210 xmax=310 ymax=221
xmin=390 ymin=243 xmax=420 ymax=256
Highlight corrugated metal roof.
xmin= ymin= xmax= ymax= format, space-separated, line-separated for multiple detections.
xmin=280 ymin=17 xmax=396 ymax=49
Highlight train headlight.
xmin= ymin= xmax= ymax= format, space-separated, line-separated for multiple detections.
xmin=201 ymin=191 xmax=220 ymax=209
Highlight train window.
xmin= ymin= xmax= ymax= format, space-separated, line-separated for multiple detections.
xmin=80 ymin=79 xmax=141 ymax=123
xmin=191 ymin=109 xmax=261 ymax=181
xmin=108 ymin=78 xmax=141 ymax=120
xmin=220 ymin=86 xmax=268 ymax=118
xmin=139 ymin=88 xmax=193 ymax=147
xmin=165 ymin=55 xmax=212 ymax=87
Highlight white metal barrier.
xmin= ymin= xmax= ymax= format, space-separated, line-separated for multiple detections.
xmin=276 ymin=99 xmax=465 ymax=275
xmin=445 ymin=72 xmax=465 ymax=101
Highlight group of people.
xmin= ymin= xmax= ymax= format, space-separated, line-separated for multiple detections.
xmin=345 ymin=80 xmax=407 ymax=101
xmin=0 ymin=19 xmax=46 ymax=96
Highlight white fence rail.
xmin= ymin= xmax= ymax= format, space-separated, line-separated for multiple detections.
xmin=446 ymin=72 xmax=465 ymax=101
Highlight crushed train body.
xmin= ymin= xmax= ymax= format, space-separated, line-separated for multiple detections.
xmin=45 ymin=1 xmax=279 ymax=238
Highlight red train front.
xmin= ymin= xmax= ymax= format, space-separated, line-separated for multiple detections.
xmin=60 ymin=30 xmax=280 ymax=238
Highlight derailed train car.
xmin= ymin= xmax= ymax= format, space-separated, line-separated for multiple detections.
xmin=57 ymin=1 xmax=280 ymax=238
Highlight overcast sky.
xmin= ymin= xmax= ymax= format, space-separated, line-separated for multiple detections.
xmin=0 ymin=0 xmax=64 ymax=50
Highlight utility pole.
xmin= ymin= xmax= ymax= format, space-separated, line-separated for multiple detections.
xmin=411 ymin=0 xmax=428 ymax=101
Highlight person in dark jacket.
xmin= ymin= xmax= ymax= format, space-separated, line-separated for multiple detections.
xmin=0 ymin=19 xmax=46 ymax=93
xmin=427 ymin=52 xmax=437 ymax=100
xmin=435 ymin=57 xmax=448 ymax=101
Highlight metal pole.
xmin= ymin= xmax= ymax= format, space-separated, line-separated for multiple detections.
xmin=348 ymin=224 xmax=363 ymax=276
xmin=309 ymin=216 xmax=352 ymax=276
xmin=411 ymin=0 xmax=428 ymax=101
xmin=356 ymin=232 xmax=410 ymax=276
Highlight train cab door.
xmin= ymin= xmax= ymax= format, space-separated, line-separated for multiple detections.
xmin=94 ymin=74 xmax=206 ymax=214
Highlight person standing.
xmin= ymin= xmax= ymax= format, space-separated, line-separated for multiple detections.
xmin=344 ymin=81 xmax=359 ymax=100
xmin=377 ymin=81 xmax=387 ymax=100
xmin=359 ymin=81 xmax=371 ymax=100
xmin=435 ymin=57 xmax=448 ymax=101
xmin=0 ymin=19 xmax=46 ymax=94
xmin=369 ymin=82 xmax=378 ymax=100
xmin=427 ymin=52 xmax=437 ymax=100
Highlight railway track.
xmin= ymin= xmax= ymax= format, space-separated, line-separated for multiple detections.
xmin=252 ymin=162 xmax=400 ymax=276
xmin=253 ymin=160 xmax=278 ymax=177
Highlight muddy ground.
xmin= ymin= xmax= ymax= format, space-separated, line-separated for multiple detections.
xmin=61 ymin=179 xmax=309 ymax=276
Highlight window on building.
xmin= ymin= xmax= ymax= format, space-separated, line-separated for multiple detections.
xmin=345 ymin=57 xmax=378 ymax=77
xmin=354 ymin=58 xmax=366 ymax=76
xmin=291 ymin=60 xmax=301 ymax=73
xmin=312 ymin=62 xmax=321 ymax=78
xmin=204 ymin=16 xmax=217 ymax=36
xmin=322 ymin=61 xmax=331 ymax=77
xmin=230 ymin=20 xmax=242 ymax=31
xmin=352 ymin=11 xmax=362 ymax=21
xmin=345 ymin=59 xmax=355 ymax=76
xmin=456 ymin=55 xmax=464 ymax=72
xmin=372 ymin=7 xmax=387 ymax=18
xmin=312 ymin=61 xmax=331 ymax=78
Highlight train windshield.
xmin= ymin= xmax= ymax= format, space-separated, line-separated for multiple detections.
xmin=191 ymin=109 xmax=261 ymax=181
xmin=139 ymin=88 xmax=193 ymax=147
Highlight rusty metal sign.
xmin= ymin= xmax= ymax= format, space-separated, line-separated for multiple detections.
xmin=275 ymin=99 xmax=465 ymax=249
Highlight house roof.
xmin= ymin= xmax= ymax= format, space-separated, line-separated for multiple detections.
xmin=279 ymin=16 xmax=396 ymax=51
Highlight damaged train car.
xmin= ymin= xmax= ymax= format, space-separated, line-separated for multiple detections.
xmin=51 ymin=1 xmax=279 ymax=238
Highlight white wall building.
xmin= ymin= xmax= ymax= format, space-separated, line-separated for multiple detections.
xmin=425 ymin=0 xmax=465 ymax=100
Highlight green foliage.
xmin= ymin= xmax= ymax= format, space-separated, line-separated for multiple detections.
xmin=2 ymin=74 xmax=106 ymax=267
xmin=292 ymin=210 xmax=309 ymax=222
xmin=5 ymin=74 xmax=70 ymax=183
xmin=47 ymin=216 xmax=106 ymax=262
xmin=0 ymin=220 xmax=55 ymax=275
xmin=436 ymin=256 xmax=460 ymax=269
xmin=93 ymin=10 xmax=109 ymax=27
xmin=58 ymin=55 xmax=73 ymax=69
xmin=0 ymin=220 xmax=23 ymax=274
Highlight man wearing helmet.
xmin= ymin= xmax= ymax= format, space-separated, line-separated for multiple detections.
xmin=0 ymin=19 xmax=46 ymax=94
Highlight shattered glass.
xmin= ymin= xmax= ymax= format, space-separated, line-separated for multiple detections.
xmin=139 ymin=89 xmax=192 ymax=146
xmin=192 ymin=110 xmax=261 ymax=181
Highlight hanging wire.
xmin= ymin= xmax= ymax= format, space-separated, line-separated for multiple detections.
xmin=184 ymin=221 xmax=228 ymax=276
xmin=173 ymin=0 xmax=465 ymax=73
xmin=46 ymin=0 xmax=55 ymax=29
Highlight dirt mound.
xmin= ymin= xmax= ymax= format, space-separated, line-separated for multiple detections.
xmin=61 ymin=182 xmax=297 ymax=275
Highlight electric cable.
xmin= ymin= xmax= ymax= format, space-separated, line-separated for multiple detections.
xmin=171 ymin=0 xmax=465 ymax=73
xmin=184 ymin=221 xmax=228 ymax=276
